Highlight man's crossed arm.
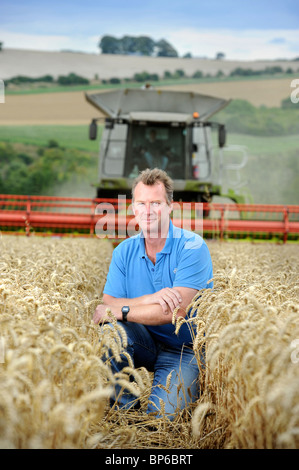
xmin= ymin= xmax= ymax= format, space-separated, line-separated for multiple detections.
xmin=93 ymin=287 xmax=198 ymax=326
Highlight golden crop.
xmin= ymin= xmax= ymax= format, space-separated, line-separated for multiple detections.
xmin=0 ymin=235 xmax=298 ymax=449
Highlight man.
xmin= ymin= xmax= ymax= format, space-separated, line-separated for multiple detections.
xmin=143 ymin=129 xmax=168 ymax=170
xmin=93 ymin=168 xmax=213 ymax=420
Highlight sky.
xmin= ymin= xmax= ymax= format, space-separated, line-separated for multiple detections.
xmin=0 ymin=0 xmax=298 ymax=60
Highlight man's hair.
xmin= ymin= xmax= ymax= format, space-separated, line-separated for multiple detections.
xmin=132 ymin=168 xmax=174 ymax=204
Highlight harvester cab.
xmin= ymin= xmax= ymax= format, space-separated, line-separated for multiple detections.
xmin=86 ymin=88 xmax=247 ymax=204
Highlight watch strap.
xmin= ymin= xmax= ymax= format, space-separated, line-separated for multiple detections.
xmin=121 ymin=306 xmax=130 ymax=322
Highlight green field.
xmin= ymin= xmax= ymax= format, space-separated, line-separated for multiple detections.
xmin=227 ymin=133 xmax=299 ymax=154
xmin=0 ymin=125 xmax=298 ymax=155
xmin=5 ymin=72 xmax=298 ymax=96
xmin=0 ymin=125 xmax=101 ymax=152
xmin=0 ymin=124 xmax=298 ymax=204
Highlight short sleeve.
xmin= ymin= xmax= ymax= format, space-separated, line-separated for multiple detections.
xmin=172 ymin=237 xmax=213 ymax=291
xmin=103 ymin=246 xmax=127 ymax=298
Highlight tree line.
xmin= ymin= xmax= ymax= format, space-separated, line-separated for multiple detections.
xmin=5 ymin=73 xmax=89 ymax=86
xmin=6 ymin=64 xmax=297 ymax=89
xmin=98 ymin=35 xmax=179 ymax=57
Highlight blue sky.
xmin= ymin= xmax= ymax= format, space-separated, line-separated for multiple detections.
xmin=1 ymin=0 xmax=298 ymax=59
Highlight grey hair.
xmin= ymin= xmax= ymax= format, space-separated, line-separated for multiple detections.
xmin=131 ymin=168 xmax=174 ymax=204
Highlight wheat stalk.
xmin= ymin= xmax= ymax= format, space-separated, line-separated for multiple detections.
xmin=0 ymin=236 xmax=298 ymax=448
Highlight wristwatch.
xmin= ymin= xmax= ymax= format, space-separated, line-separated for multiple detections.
xmin=121 ymin=306 xmax=130 ymax=322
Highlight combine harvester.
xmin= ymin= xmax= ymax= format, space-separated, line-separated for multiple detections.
xmin=85 ymin=87 xmax=247 ymax=205
xmin=0 ymin=88 xmax=298 ymax=242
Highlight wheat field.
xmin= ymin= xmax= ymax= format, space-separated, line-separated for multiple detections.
xmin=0 ymin=78 xmax=294 ymax=126
xmin=0 ymin=234 xmax=298 ymax=449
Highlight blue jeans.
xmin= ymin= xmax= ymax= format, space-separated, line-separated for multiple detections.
xmin=104 ymin=322 xmax=203 ymax=420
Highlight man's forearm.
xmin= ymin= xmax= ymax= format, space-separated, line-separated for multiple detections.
xmin=95 ymin=287 xmax=197 ymax=326
xmin=102 ymin=293 xmax=150 ymax=308
xmin=103 ymin=287 xmax=183 ymax=314
xmin=102 ymin=302 xmax=181 ymax=326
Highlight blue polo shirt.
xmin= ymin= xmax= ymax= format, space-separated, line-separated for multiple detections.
xmin=103 ymin=220 xmax=213 ymax=347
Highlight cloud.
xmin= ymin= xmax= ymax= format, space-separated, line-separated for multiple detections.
xmin=166 ymin=28 xmax=299 ymax=60
xmin=0 ymin=27 xmax=298 ymax=60
xmin=269 ymin=37 xmax=287 ymax=45
xmin=0 ymin=30 xmax=99 ymax=53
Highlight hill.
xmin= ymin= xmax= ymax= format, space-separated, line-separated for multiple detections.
xmin=0 ymin=49 xmax=298 ymax=205
xmin=1 ymin=48 xmax=297 ymax=81
xmin=0 ymin=78 xmax=295 ymax=126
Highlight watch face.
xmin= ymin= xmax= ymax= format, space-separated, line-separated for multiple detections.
xmin=122 ymin=306 xmax=129 ymax=321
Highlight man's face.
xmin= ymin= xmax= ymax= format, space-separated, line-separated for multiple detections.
xmin=133 ymin=182 xmax=172 ymax=238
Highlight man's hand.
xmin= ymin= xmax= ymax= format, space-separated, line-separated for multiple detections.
xmin=93 ymin=304 xmax=119 ymax=324
xmin=146 ymin=287 xmax=182 ymax=314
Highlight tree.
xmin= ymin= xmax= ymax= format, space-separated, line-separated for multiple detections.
xmin=163 ymin=70 xmax=172 ymax=79
xmin=120 ymin=35 xmax=136 ymax=54
xmin=99 ymin=35 xmax=155 ymax=56
xmin=133 ymin=71 xmax=159 ymax=82
xmin=98 ymin=35 xmax=178 ymax=57
xmin=109 ymin=77 xmax=121 ymax=84
xmin=135 ymin=36 xmax=155 ymax=56
xmin=174 ymin=69 xmax=185 ymax=78
xmin=216 ymin=52 xmax=225 ymax=60
xmin=57 ymin=73 xmax=89 ymax=85
xmin=0 ymin=42 xmax=3 ymax=52
xmin=155 ymin=39 xmax=178 ymax=57
xmin=99 ymin=36 xmax=121 ymax=54
xmin=192 ymin=70 xmax=203 ymax=79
